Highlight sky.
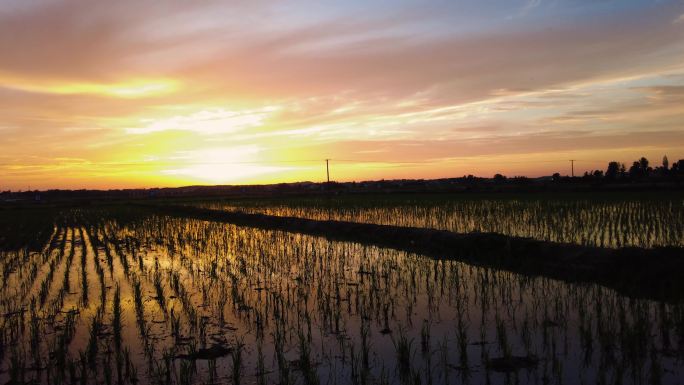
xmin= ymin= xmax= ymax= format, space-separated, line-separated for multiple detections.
xmin=1 ymin=0 xmax=684 ymax=190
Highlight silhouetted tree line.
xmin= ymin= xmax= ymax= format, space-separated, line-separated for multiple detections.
xmin=579 ymin=156 xmax=684 ymax=181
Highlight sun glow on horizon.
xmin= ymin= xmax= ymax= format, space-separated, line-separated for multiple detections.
xmin=156 ymin=147 xmax=295 ymax=184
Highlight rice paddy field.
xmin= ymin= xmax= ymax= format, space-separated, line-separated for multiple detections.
xmin=1 ymin=193 xmax=683 ymax=385
xmin=192 ymin=192 xmax=684 ymax=248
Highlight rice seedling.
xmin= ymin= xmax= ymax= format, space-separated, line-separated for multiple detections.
xmin=79 ymin=228 xmax=89 ymax=307
xmin=178 ymin=359 xmax=195 ymax=385
xmin=231 ymin=338 xmax=244 ymax=385
xmin=256 ymin=339 xmax=266 ymax=385
xmin=79 ymin=351 xmax=89 ymax=385
xmin=420 ymin=319 xmax=431 ymax=355
xmin=112 ymin=284 xmax=122 ymax=351
xmin=392 ymin=327 xmax=415 ymax=381
xmin=87 ymin=312 xmax=102 ymax=371
xmin=153 ymin=272 xmax=166 ymax=313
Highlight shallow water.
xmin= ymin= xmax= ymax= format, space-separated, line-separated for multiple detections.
xmin=0 ymin=209 xmax=682 ymax=385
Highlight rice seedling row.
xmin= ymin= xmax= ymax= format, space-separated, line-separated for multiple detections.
xmin=193 ymin=193 xmax=684 ymax=248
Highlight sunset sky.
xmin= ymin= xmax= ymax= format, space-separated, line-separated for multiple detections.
xmin=2 ymin=0 xmax=684 ymax=190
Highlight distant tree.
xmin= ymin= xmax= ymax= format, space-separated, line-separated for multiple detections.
xmin=672 ymin=160 xmax=684 ymax=175
xmin=663 ymin=155 xmax=669 ymax=170
xmin=619 ymin=163 xmax=627 ymax=178
xmin=628 ymin=157 xmax=654 ymax=179
xmin=493 ymin=174 xmax=506 ymax=183
xmin=511 ymin=176 xmax=530 ymax=184
xmin=629 ymin=161 xmax=643 ymax=179
xmin=606 ymin=161 xmax=621 ymax=179
xmin=582 ymin=170 xmax=603 ymax=180
xmin=552 ymin=172 xmax=561 ymax=182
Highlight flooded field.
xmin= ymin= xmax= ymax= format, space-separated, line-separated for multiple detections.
xmin=1 ymin=207 xmax=683 ymax=385
xmin=192 ymin=192 xmax=684 ymax=248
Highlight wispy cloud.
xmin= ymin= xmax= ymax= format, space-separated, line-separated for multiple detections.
xmin=126 ymin=107 xmax=279 ymax=135
xmin=509 ymin=0 xmax=542 ymax=19
xmin=0 ymin=75 xmax=179 ymax=98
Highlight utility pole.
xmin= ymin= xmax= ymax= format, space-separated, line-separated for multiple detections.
xmin=569 ymin=160 xmax=576 ymax=177
xmin=325 ymin=159 xmax=330 ymax=183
